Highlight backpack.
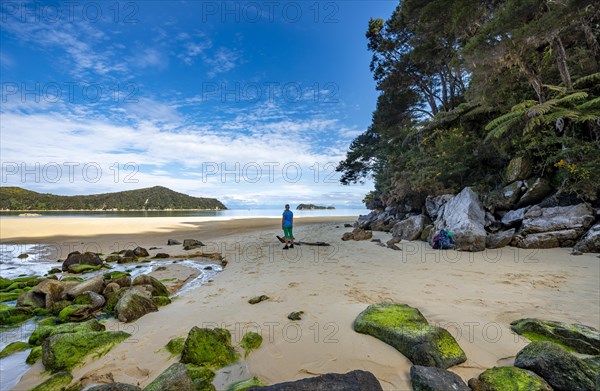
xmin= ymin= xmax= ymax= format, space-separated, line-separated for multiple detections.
xmin=432 ymin=229 xmax=455 ymax=250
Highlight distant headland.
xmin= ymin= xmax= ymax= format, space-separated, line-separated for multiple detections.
xmin=296 ymin=204 xmax=335 ymax=210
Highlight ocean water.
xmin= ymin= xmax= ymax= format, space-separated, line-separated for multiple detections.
xmin=0 ymin=208 xmax=367 ymax=219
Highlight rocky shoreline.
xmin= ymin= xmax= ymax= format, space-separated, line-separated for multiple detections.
xmin=355 ymin=184 xmax=600 ymax=253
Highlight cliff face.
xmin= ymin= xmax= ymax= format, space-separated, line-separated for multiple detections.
xmin=0 ymin=186 xmax=226 ymax=210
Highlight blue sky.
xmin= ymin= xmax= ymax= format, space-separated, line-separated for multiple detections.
xmin=0 ymin=1 xmax=397 ymax=208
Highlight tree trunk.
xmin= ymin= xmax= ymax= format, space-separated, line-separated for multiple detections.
xmin=581 ymin=21 xmax=600 ymax=62
xmin=552 ymin=37 xmax=573 ymax=91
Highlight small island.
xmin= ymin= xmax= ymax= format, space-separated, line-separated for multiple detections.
xmin=296 ymin=204 xmax=335 ymax=210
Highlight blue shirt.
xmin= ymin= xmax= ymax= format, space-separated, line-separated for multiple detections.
xmin=283 ymin=210 xmax=293 ymax=227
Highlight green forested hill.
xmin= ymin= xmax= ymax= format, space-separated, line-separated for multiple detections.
xmin=0 ymin=186 xmax=227 ymax=210
xmin=337 ymin=0 xmax=600 ymax=208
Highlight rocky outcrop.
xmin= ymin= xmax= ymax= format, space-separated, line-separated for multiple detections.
xmin=486 ymin=229 xmax=515 ymax=249
xmin=247 ymin=370 xmax=383 ymax=391
xmin=514 ymin=341 xmax=597 ymax=391
xmin=61 ymin=251 xmax=103 ymax=272
xmin=183 ymin=239 xmax=205 ymax=250
xmin=410 ymin=365 xmax=470 ymax=391
xmin=501 ymin=207 xmax=530 ymax=227
xmin=342 ymin=228 xmax=373 ymax=241
xmin=353 ymin=303 xmax=466 ymax=368
xmin=425 ymin=195 xmax=453 ymax=220
xmin=167 ymin=239 xmax=181 ymax=245
xmin=433 ymin=187 xmax=486 ymax=251
xmin=391 ymin=215 xmax=431 ymax=241
xmin=516 ymin=178 xmax=552 ymax=207
xmin=477 ymin=367 xmax=552 ymax=391
xmin=514 ymin=204 xmax=595 ymax=248
xmin=505 ymin=157 xmax=532 ymax=183
xmin=495 ymin=181 xmax=524 ymax=210
xmin=66 ymin=275 xmax=105 ymax=299
xmin=132 ymin=275 xmax=169 ymax=297
xmin=510 ymin=318 xmax=599 ymax=355
xmin=574 ymin=223 xmax=600 ymax=253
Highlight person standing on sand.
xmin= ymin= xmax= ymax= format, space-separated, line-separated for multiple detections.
xmin=282 ymin=204 xmax=294 ymax=249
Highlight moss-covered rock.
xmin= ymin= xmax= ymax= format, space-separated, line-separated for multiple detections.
xmin=0 ymin=305 xmax=33 ymax=326
xmin=87 ymin=383 xmax=141 ymax=390
xmin=29 ymin=319 xmax=105 ymax=345
xmin=104 ymin=254 xmax=123 ymax=263
xmin=104 ymin=271 xmax=131 ymax=288
xmin=42 ymin=330 xmax=130 ymax=372
xmin=0 ymin=277 xmax=12 ymax=290
xmin=152 ymin=296 xmax=172 ymax=307
xmin=180 ymin=327 xmax=239 ymax=369
xmin=16 ymin=290 xmax=46 ymax=308
xmin=410 ymin=365 xmax=470 ymax=391
xmin=166 ymin=336 xmax=186 ymax=356
xmin=478 ymin=367 xmax=552 ymax=391
xmin=31 ymin=371 xmax=73 ymax=391
xmin=57 ymin=304 xmax=95 ymax=323
xmin=73 ymin=291 xmax=105 ymax=309
xmin=68 ymin=264 xmax=102 ymax=274
xmin=240 ymin=332 xmax=262 ymax=358
xmin=514 ymin=341 xmax=597 ymax=391
xmin=185 ymin=364 xmax=216 ymax=391
xmin=144 ymin=362 xmax=195 ymax=391
xmin=511 ymin=318 xmax=599 ymax=355
xmin=353 ymin=303 xmax=466 ymax=368
xmin=0 ymin=341 xmax=30 ymax=359
xmin=26 ymin=345 xmax=43 ymax=364
xmin=62 ymin=251 xmax=103 ymax=272
xmin=114 ymin=288 xmax=158 ymax=323
xmin=0 ymin=292 xmax=21 ymax=302
xmin=228 ymin=377 xmax=263 ymax=391
xmin=132 ymin=275 xmax=169 ymax=297
xmin=50 ymin=300 xmax=73 ymax=315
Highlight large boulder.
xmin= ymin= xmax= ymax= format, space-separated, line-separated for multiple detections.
xmin=17 ymin=290 xmax=46 ymax=309
xmin=514 ymin=204 xmax=595 ymax=248
xmin=425 ymin=194 xmax=453 ymax=220
xmin=391 ymin=215 xmax=431 ymax=241
xmin=505 ymin=157 xmax=532 ymax=184
xmin=247 ymin=370 xmax=382 ymax=391
xmin=58 ymin=304 xmax=97 ymax=323
xmin=516 ymin=178 xmax=552 ymax=208
xmin=42 ymin=331 xmax=130 ymax=372
xmin=65 ymin=275 xmax=105 ymax=299
xmin=514 ymin=341 xmax=597 ymax=391
xmin=133 ymin=247 xmax=149 ymax=257
xmin=143 ymin=363 xmax=195 ymax=391
xmin=477 ymin=367 xmax=552 ymax=391
xmin=180 ymin=327 xmax=239 ymax=368
xmin=183 ymin=239 xmax=205 ymax=250
xmin=61 ymin=251 xmax=103 ymax=272
xmin=433 ymin=187 xmax=486 ymax=251
xmin=486 ymin=229 xmax=515 ymax=249
xmin=114 ymin=287 xmax=158 ymax=323
xmin=511 ymin=318 xmax=599 ymax=355
xmin=574 ymin=223 xmax=600 ymax=253
xmin=29 ymin=319 xmax=105 ymax=345
xmin=353 ymin=303 xmax=466 ymax=369
xmin=409 ymin=365 xmax=470 ymax=391
xmin=33 ymin=279 xmax=71 ymax=309
xmin=132 ymin=275 xmax=169 ymax=297
xmin=73 ymin=291 xmax=106 ymax=310
xmin=495 ymin=181 xmax=524 ymax=210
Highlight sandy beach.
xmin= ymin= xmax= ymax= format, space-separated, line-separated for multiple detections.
xmin=2 ymin=216 xmax=599 ymax=390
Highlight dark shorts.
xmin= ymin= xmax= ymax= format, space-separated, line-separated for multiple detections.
xmin=283 ymin=226 xmax=293 ymax=239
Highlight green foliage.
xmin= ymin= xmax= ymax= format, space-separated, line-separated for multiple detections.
xmin=339 ymin=0 xmax=600 ymax=206
xmin=0 ymin=186 xmax=226 ymax=211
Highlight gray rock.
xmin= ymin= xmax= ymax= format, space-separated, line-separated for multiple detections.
xmin=103 ymin=282 xmax=121 ymax=296
xmin=521 ymin=204 xmax=594 ymax=235
xmin=167 ymin=239 xmax=181 ymax=245
xmin=574 ymin=223 xmax=600 ymax=253
xmin=496 ymin=181 xmax=524 ymax=210
xmin=486 ymin=229 xmax=515 ymax=249
xmin=66 ymin=275 xmax=105 ymax=299
xmin=247 ymin=370 xmax=382 ymax=391
xmin=132 ymin=275 xmax=169 ymax=297
xmin=16 ymin=291 xmax=46 ymax=309
xmin=182 ymin=239 xmax=205 ymax=250
xmin=513 ymin=230 xmax=581 ymax=248
xmin=74 ymin=291 xmax=106 ymax=310
xmin=425 ymin=194 xmax=453 ymax=220
xmin=391 ymin=215 xmax=431 ymax=241
xmin=143 ymin=363 xmax=194 ymax=391
xmin=33 ymin=279 xmax=70 ymax=309
xmin=514 ymin=341 xmax=597 ymax=391
xmin=433 ymin=187 xmax=486 ymax=251
xmin=501 ymin=206 xmax=530 ymax=227
xmin=133 ymin=247 xmax=149 ymax=257
xmin=505 ymin=156 xmax=532 ymax=183
xmin=61 ymin=251 xmax=103 ymax=272
xmin=410 ymin=365 xmax=470 ymax=391
xmin=485 ymin=212 xmax=502 ymax=233
xmin=517 ymin=178 xmax=553 ymax=207
xmin=114 ymin=287 xmax=158 ymax=323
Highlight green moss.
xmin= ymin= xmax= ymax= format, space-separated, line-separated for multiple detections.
xmin=180 ymin=327 xmax=240 ymax=369
xmin=0 ymin=306 xmax=33 ymax=326
xmin=31 ymin=371 xmax=73 ymax=391
xmin=519 ymin=330 xmax=577 ymax=352
xmin=510 ymin=318 xmax=598 ymax=355
xmin=73 ymin=295 xmax=92 ymax=305
xmin=0 ymin=292 xmax=21 ymax=302
xmin=33 ymin=308 xmax=50 ymax=317
xmin=0 ymin=277 xmax=12 ymax=290
xmin=68 ymin=264 xmax=101 ymax=274
xmin=42 ymin=331 xmax=130 ymax=372
xmin=51 ymin=300 xmax=73 ymax=315
xmin=166 ymin=336 xmax=186 ymax=356
xmin=38 ymin=317 xmax=57 ymax=327
xmin=132 ymin=275 xmax=169 ymax=297
xmin=228 ymin=377 xmax=264 ymax=391
xmin=161 ymin=278 xmax=176 ymax=282
xmin=240 ymin=332 xmax=262 ymax=358
xmin=26 ymin=345 xmax=43 ymax=364
xmin=479 ymin=366 xmax=552 ymax=391
xmin=103 ymin=271 xmax=129 ymax=280
xmin=58 ymin=305 xmax=92 ymax=323
xmin=152 ymin=296 xmax=172 ymax=307
xmin=0 ymin=341 xmax=30 ymax=358
xmin=61 ymin=277 xmax=84 ymax=282
xmin=357 ymin=302 xmax=430 ymax=335
xmin=29 ymin=319 xmax=105 ymax=345
xmin=186 ymin=364 xmax=216 ymax=390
